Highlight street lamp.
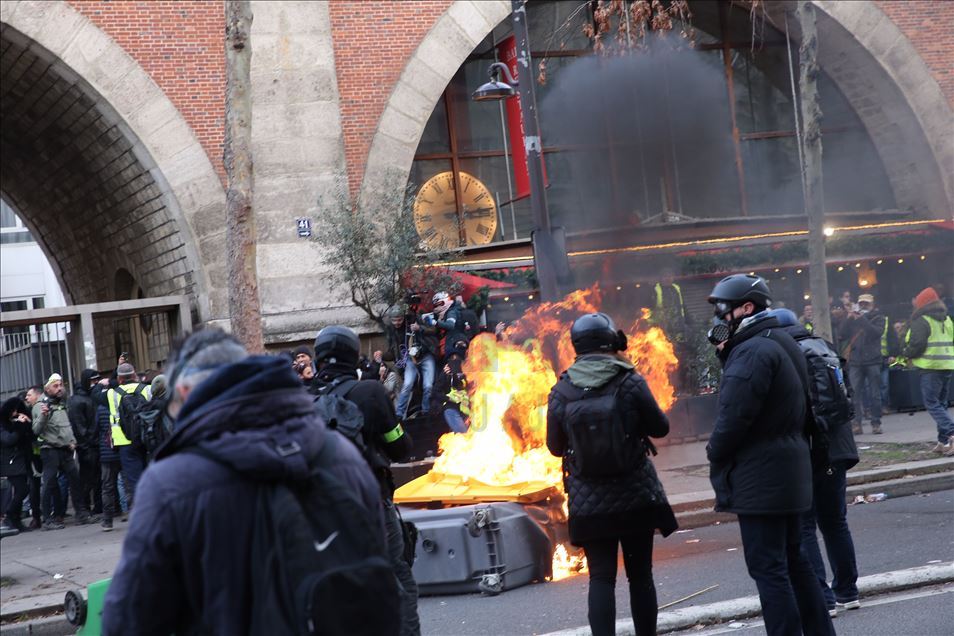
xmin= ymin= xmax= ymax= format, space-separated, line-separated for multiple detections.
xmin=471 ymin=0 xmax=569 ymax=302
xmin=472 ymin=63 xmax=518 ymax=101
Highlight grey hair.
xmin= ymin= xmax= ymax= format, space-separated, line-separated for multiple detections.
xmin=169 ymin=339 xmax=248 ymax=393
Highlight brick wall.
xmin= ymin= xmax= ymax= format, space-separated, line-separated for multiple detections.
xmin=328 ymin=0 xmax=453 ymax=194
xmin=67 ymin=0 xmax=226 ymax=181
xmin=875 ymin=0 xmax=954 ymax=107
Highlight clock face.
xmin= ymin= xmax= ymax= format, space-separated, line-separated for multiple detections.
xmin=413 ymin=171 xmax=498 ymax=250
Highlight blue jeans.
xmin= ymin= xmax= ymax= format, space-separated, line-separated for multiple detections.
xmin=919 ymin=369 xmax=954 ymax=443
xmin=800 ymin=463 xmax=859 ymax=607
xmin=396 ymin=354 xmax=435 ymax=419
xmin=738 ymin=514 xmax=835 ymax=636
xmin=118 ymin=446 xmax=145 ymax=510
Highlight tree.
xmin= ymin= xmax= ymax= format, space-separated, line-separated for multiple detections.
xmin=311 ymin=177 xmax=459 ymax=328
xmin=796 ymin=1 xmax=832 ymax=342
xmin=224 ymin=0 xmax=264 ymax=352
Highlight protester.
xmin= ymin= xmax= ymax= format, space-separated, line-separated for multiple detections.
xmin=310 ymin=326 xmax=419 ymax=636
xmin=32 ymin=373 xmax=91 ymax=529
xmin=102 ymin=329 xmax=388 ymax=635
xmin=394 ymin=304 xmax=439 ymax=419
xmin=901 ymin=287 xmax=954 ymax=455
xmin=839 ymin=293 xmax=888 ymax=434
xmin=546 ymin=312 xmax=676 ymax=636
xmin=20 ymin=386 xmax=44 ymax=528
xmin=706 ymin=274 xmax=834 ymax=636
xmin=799 ymin=303 xmax=815 ymax=334
xmin=92 ymin=377 xmax=121 ymax=532
xmin=1 ymin=397 xmax=34 ymax=532
xmin=99 ymin=363 xmax=150 ymax=511
xmin=68 ymin=369 xmax=102 ymax=516
xmin=772 ymin=308 xmax=861 ymax=617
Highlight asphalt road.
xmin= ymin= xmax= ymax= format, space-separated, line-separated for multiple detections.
xmin=417 ymin=489 xmax=954 ymax=635
xmin=674 ymin=584 xmax=954 ymax=636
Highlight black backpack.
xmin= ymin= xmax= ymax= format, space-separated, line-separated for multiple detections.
xmin=139 ymin=395 xmax=172 ymax=458
xmin=313 ymin=379 xmax=376 ymax=467
xmin=552 ymin=371 xmax=648 ymax=478
xmin=115 ymin=384 xmax=149 ymax=448
xmin=795 ymin=336 xmax=855 ymax=435
xmin=187 ymin=435 xmax=399 ymax=635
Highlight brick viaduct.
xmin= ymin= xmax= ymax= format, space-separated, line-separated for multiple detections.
xmin=1 ymin=0 xmax=951 ymax=350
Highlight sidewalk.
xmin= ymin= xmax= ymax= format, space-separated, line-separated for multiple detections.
xmin=1 ymin=411 xmax=951 ymax=624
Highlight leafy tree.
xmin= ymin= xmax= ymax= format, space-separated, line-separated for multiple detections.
xmin=311 ymin=176 xmax=459 ymax=327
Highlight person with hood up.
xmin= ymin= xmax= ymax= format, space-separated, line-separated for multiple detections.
xmin=1 ymin=397 xmax=34 ymax=532
xmin=101 ymin=329 xmax=384 ymax=635
xmin=32 ymin=373 xmax=92 ymax=529
xmin=771 ymin=308 xmax=861 ymax=617
xmin=546 ymin=312 xmax=676 ymax=636
xmin=67 ymin=369 xmax=102 ymax=516
xmin=705 ymin=274 xmax=834 ymax=636
xmin=901 ymin=287 xmax=954 ymax=455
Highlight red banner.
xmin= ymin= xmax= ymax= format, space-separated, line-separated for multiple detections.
xmin=496 ymin=36 xmax=546 ymax=200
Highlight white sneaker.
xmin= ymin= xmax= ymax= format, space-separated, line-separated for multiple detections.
xmin=931 ymin=441 xmax=951 ymax=455
xmin=828 ymin=607 xmax=838 ymax=618
xmin=837 ymin=599 xmax=861 ymax=610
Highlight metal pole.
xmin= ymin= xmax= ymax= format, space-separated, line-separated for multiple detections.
xmin=511 ymin=0 xmax=564 ymax=301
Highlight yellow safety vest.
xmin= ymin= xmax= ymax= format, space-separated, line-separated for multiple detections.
xmin=907 ymin=315 xmax=954 ymax=371
xmin=880 ymin=317 xmax=890 ymax=357
xmin=107 ymin=383 xmax=152 ymax=446
xmin=654 ymin=283 xmax=686 ymax=319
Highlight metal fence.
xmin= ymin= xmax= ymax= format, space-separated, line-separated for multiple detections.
xmin=0 ymin=323 xmax=73 ymax=401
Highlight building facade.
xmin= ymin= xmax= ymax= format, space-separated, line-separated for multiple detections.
xmin=1 ymin=0 xmax=951 ymax=360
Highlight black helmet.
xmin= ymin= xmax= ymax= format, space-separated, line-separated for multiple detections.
xmin=707 ymin=274 xmax=772 ymax=312
xmin=314 ymin=326 xmax=360 ymax=367
xmin=571 ymin=312 xmax=624 ymax=355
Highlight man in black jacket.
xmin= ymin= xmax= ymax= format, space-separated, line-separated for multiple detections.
xmin=706 ymin=274 xmax=834 ymax=636
xmin=310 ymin=326 xmax=419 ymax=636
xmin=838 ymin=293 xmax=888 ymax=434
xmin=67 ymin=369 xmax=102 ymax=516
xmin=773 ymin=308 xmax=861 ymax=617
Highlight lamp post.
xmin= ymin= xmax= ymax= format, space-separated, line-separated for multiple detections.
xmin=473 ymin=0 xmax=568 ymax=302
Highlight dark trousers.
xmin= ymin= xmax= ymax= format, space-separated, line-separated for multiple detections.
xmin=28 ymin=464 xmax=42 ymax=523
xmin=384 ymin=500 xmax=419 ymax=636
xmin=800 ymin=463 xmax=859 ymax=607
xmin=118 ymin=446 xmax=145 ymax=510
xmin=77 ymin=448 xmax=102 ymax=514
xmin=43 ymin=472 xmax=69 ymax=518
xmin=738 ymin=514 xmax=835 ymax=636
xmin=580 ymin=526 xmax=658 ymax=636
xmin=101 ymin=461 xmax=121 ymax=522
xmin=3 ymin=474 xmax=29 ymax=528
xmin=849 ymin=364 xmax=882 ymax=426
xmin=39 ymin=447 xmax=86 ymax=520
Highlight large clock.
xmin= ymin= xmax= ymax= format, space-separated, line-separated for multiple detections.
xmin=413 ymin=171 xmax=498 ymax=250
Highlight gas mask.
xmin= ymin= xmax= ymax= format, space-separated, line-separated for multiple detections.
xmin=707 ymin=301 xmax=739 ymax=347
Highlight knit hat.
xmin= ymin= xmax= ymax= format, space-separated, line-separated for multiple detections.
xmin=44 ymin=373 xmax=63 ymax=387
xmin=117 ymin=362 xmax=137 ymax=377
xmin=914 ymin=287 xmax=939 ymax=310
xmin=292 ymin=345 xmax=313 ymax=360
xmin=857 ymin=293 xmax=874 ymax=304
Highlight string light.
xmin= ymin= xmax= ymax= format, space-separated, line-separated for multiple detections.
xmin=854 ymin=263 xmax=861 ymax=268
xmin=503 ymin=296 xmax=510 ymax=302
xmin=635 ymin=283 xmax=641 ymax=288
xmin=527 ymin=294 xmax=534 ymax=300
xmin=615 ymin=286 xmax=622 ymax=291
xmin=876 ymin=259 xmax=883 ymax=265
xmin=796 ymin=268 xmax=802 ymax=274
xmin=774 ymin=268 xmax=780 ymax=273
xmin=803 ymin=293 xmax=811 ymax=300
xmin=837 ymin=266 xmax=844 ymax=272
xmin=823 ymin=226 xmax=835 ymax=237
xmin=920 ymin=255 xmax=926 ymax=260
xmin=897 ymin=258 xmax=904 ymax=264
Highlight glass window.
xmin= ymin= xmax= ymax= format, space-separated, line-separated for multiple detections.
xmin=416 ymin=98 xmax=450 ymax=155
xmin=730 ymin=46 xmax=797 ymax=134
xmin=741 ymin=136 xmax=804 ymax=216
xmin=451 ymin=62 xmax=507 ymax=153
xmin=823 ymin=129 xmax=896 ymax=212
xmin=528 ymin=0 xmax=592 ymax=52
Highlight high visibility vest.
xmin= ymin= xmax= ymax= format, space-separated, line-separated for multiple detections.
xmin=907 ymin=315 xmax=954 ymax=371
xmin=654 ymin=283 xmax=686 ymax=319
xmin=107 ymin=383 xmax=152 ymax=446
xmin=880 ymin=317 xmax=890 ymax=357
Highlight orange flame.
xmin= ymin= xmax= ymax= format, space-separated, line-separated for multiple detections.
xmin=429 ymin=284 xmax=679 ymax=578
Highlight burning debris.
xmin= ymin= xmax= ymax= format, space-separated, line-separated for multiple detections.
xmin=396 ymin=285 xmax=679 ymax=587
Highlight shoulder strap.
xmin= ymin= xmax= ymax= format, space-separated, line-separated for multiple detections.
xmin=114 ymin=386 xmax=128 ymax=397
xmin=763 ymin=329 xmax=810 ymax=398
xmin=330 ymin=378 xmax=360 ymax=399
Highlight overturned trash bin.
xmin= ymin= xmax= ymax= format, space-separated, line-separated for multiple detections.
xmin=396 ymin=471 xmax=575 ymax=595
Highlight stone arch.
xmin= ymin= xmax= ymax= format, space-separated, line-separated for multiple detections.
xmin=0 ymin=0 xmax=226 ymax=321
xmin=361 ymin=0 xmax=952 ymax=216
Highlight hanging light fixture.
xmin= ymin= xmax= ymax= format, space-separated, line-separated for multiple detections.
xmin=472 ymin=62 xmax=518 ymax=101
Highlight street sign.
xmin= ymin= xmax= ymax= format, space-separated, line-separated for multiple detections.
xmin=296 ymin=217 xmax=312 ymax=238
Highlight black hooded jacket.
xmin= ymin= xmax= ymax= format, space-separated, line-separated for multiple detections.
xmin=68 ymin=369 xmax=100 ymax=450
xmin=101 ymin=356 xmax=382 ymax=636
xmin=707 ymin=313 xmax=813 ymax=515
xmin=1 ymin=397 xmax=33 ymax=477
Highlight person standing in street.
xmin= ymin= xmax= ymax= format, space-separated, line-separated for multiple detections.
xmin=68 ymin=369 xmax=103 ymax=516
xmin=31 ymin=374 xmax=92 ymax=529
xmin=706 ymin=274 xmax=834 ymax=636
xmin=20 ymin=386 xmax=44 ymax=529
xmin=901 ymin=287 xmax=954 ymax=455
xmin=772 ymin=308 xmax=861 ymax=617
xmin=547 ymin=313 xmax=677 ymax=636
xmin=1 ymin=397 xmax=34 ymax=532
xmin=98 ymin=363 xmax=150 ymax=511
xmin=310 ymin=325 xmax=419 ymax=636
xmin=838 ymin=293 xmax=888 ymax=434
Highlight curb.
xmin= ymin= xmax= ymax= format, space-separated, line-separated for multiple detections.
xmin=0 ymin=614 xmax=70 ymax=636
xmin=542 ymin=563 xmax=954 ymax=636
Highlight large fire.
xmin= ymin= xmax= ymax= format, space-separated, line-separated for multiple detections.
xmin=421 ymin=285 xmax=678 ymax=581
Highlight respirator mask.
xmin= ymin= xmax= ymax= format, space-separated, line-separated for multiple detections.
xmin=707 ymin=301 xmax=737 ymax=346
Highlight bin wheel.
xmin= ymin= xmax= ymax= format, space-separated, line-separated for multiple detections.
xmin=64 ymin=589 xmax=87 ymax=626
